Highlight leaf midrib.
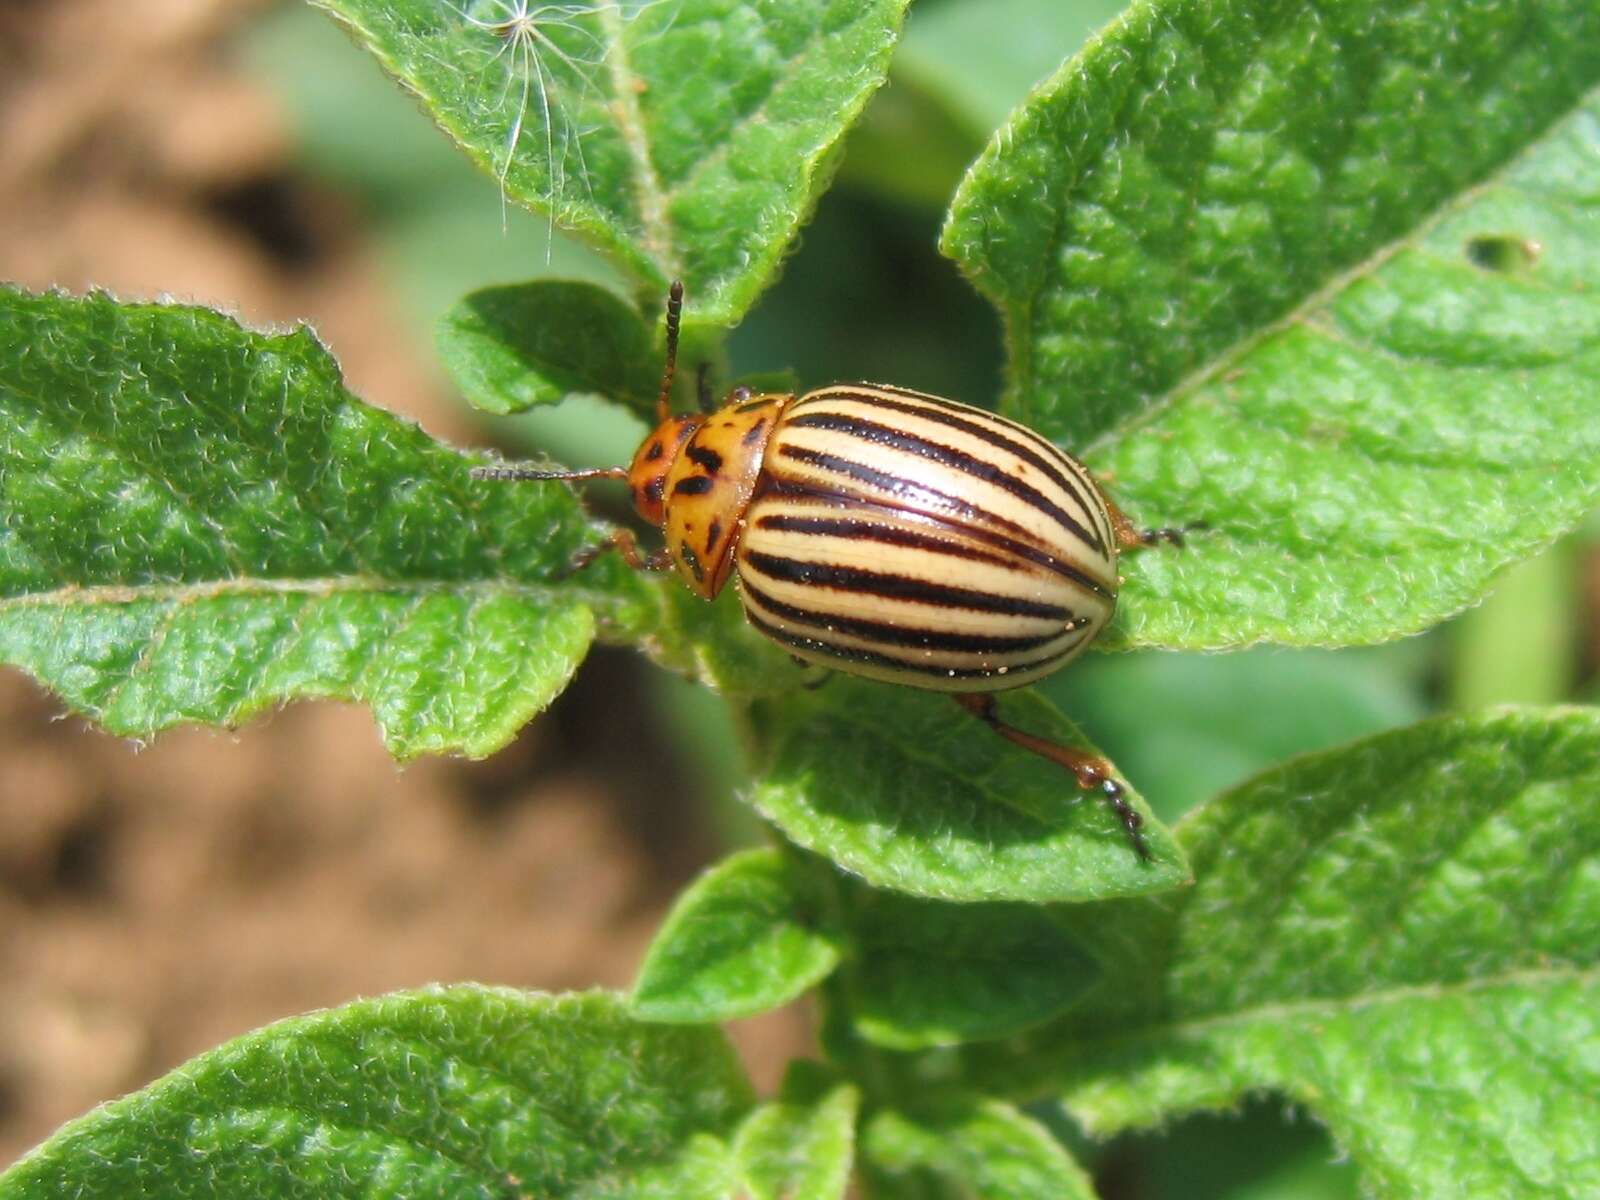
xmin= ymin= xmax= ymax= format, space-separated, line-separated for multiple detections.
xmin=598 ymin=4 xmax=675 ymax=273
xmin=0 ymin=576 xmax=613 ymax=612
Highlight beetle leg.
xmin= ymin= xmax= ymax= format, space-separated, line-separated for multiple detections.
xmin=566 ymin=528 xmax=673 ymax=577
xmin=954 ymin=693 xmax=1152 ymax=861
xmin=789 ymin=657 xmax=834 ymax=690
xmin=1098 ymin=489 xmax=1202 ymax=551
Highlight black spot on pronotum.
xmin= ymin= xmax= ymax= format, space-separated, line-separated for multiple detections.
xmin=706 ymin=517 xmax=722 ymax=552
xmin=673 ymin=475 xmax=715 ymax=496
xmin=1465 ymin=234 xmax=1541 ymax=274
xmin=742 ymin=418 xmax=768 ymax=446
xmin=686 ymin=445 xmax=724 ymax=474
xmin=645 ymin=440 xmax=665 ymax=462
xmin=644 ymin=476 xmax=666 ymax=504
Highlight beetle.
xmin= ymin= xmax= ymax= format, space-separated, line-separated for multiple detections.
xmin=473 ymin=282 xmax=1187 ymax=860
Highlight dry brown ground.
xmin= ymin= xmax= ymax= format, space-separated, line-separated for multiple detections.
xmin=0 ymin=0 xmax=806 ymax=1165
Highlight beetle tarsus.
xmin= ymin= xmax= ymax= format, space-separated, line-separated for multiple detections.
xmin=1138 ymin=519 xmax=1208 ymax=549
xmin=1139 ymin=526 xmax=1188 ymax=548
xmin=954 ymin=693 xmax=1150 ymax=862
xmin=1098 ymin=488 xmax=1200 ymax=554
xmin=1098 ymin=777 xmax=1152 ymax=861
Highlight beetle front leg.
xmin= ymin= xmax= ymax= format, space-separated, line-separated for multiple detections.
xmin=567 ymin=528 xmax=673 ymax=577
xmin=954 ymin=693 xmax=1151 ymax=861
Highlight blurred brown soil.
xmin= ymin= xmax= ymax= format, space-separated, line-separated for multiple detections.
xmin=0 ymin=0 xmax=807 ymax=1165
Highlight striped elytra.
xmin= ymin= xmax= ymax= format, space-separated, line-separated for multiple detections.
xmin=471 ymin=283 xmax=1189 ymax=860
xmin=735 ymin=384 xmax=1118 ymax=692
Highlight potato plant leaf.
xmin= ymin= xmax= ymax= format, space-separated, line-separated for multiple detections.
xmin=0 ymin=988 xmax=753 ymax=1199
xmin=955 ymin=708 xmax=1600 ymax=1200
xmin=0 ymin=287 xmax=654 ymax=757
xmin=437 ymin=280 xmax=661 ymax=415
xmin=838 ymin=883 xmax=1101 ymax=1051
xmin=751 ymin=677 xmax=1187 ymax=903
xmin=945 ymin=0 xmax=1600 ymax=650
xmin=860 ymin=1096 xmax=1096 ymax=1200
xmin=631 ymin=847 xmax=844 ymax=1023
xmin=314 ymin=0 xmax=910 ymax=326
xmin=733 ymin=1063 xmax=858 ymax=1200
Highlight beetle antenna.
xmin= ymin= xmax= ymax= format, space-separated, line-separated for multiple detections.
xmin=655 ymin=280 xmax=684 ymax=423
xmin=471 ymin=465 xmax=627 ymax=483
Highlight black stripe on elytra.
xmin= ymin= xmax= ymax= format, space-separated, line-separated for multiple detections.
xmin=775 ymin=444 xmax=1026 ymax=534
xmin=786 ymin=410 xmax=1102 ymax=553
xmin=754 ymin=513 xmax=1023 ymax=572
xmin=799 ymin=387 xmax=1110 ymax=551
xmin=679 ymin=540 xmax=705 ymax=582
xmin=743 ymin=608 xmax=1077 ymax=680
xmin=686 ymin=444 xmax=723 ymax=474
xmin=741 ymin=579 xmax=1072 ymax=653
xmin=753 ymin=479 xmax=1113 ymax=600
xmin=742 ymin=551 xmax=1073 ymax=620
xmin=673 ymin=475 xmax=715 ymax=496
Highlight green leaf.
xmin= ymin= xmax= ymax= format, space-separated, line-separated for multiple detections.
xmin=733 ymin=1062 xmax=859 ymax=1200
xmin=751 ymin=677 xmax=1188 ymax=903
xmin=860 ymin=1097 xmax=1096 ymax=1200
xmin=957 ymin=707 xmax=1600 ymax=1199
xmin=437 ymin=280 xmax=661 ymax=416
xmin=839 ymin=884 xmax=1101 ymax=1050
xmin=632 ymin=847 xmax=843 ymax=1022
xmin=0 ymin=987 xmax=753 ymax=1198
xmin=944 ymin=0 xmax=1600 ymax=650
xmin=1049 ymin=644 xmax=1427 ymax=821
xmin=0 ymin=287 xmax=652 ymax=757
xmin=645 ymin=582 xmax=804 ymax=698
xmin=314 ymin=0 xmax=910 ymax=326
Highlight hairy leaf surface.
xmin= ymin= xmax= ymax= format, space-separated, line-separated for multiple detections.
xmin=838 ymin=884 xmax=1101 ymax=1050
xmin=956 ymin=708 xmax=1600 ymax=1199
xmin=632 ymin=847 xmax=843 ymax=1022
xmin=752 ymin=678 xmax=1187 ymax=903
xmin=0 ymin=288 xmax=652 ymax=756
xmin=946 ymin=0 xmax=1600 ymax=649
xmin=315 ymin=0 xmax=909 ymax=325
xmin=860 ymin=1097 xmax=1096 ymax=1200
xmin=437 ymin=280 xmax=660 ymax=415
xmin=0 ymin=988 xmax=752 ymax=1198
xmin=733 ymin=1063 xmax=858 ymax=1200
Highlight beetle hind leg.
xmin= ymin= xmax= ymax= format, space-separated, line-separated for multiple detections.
xmin=1099 ymin=489 xmax=1204 ymax=551
xmin=954 ymin=693 xmax=1152 ymax=862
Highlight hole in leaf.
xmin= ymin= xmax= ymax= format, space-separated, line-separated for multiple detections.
xmin=1464 ymin=234 xmax=1542 ymax=274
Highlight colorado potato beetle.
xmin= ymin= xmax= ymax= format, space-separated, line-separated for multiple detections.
xmin=474 ymin=283 xmax=1187 ymax=859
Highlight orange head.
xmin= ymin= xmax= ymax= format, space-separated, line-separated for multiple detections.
xmin=625 ymin=412 xmax=703 ymax=527
xmin=468 ymin=283 xmax=789 ymax=599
